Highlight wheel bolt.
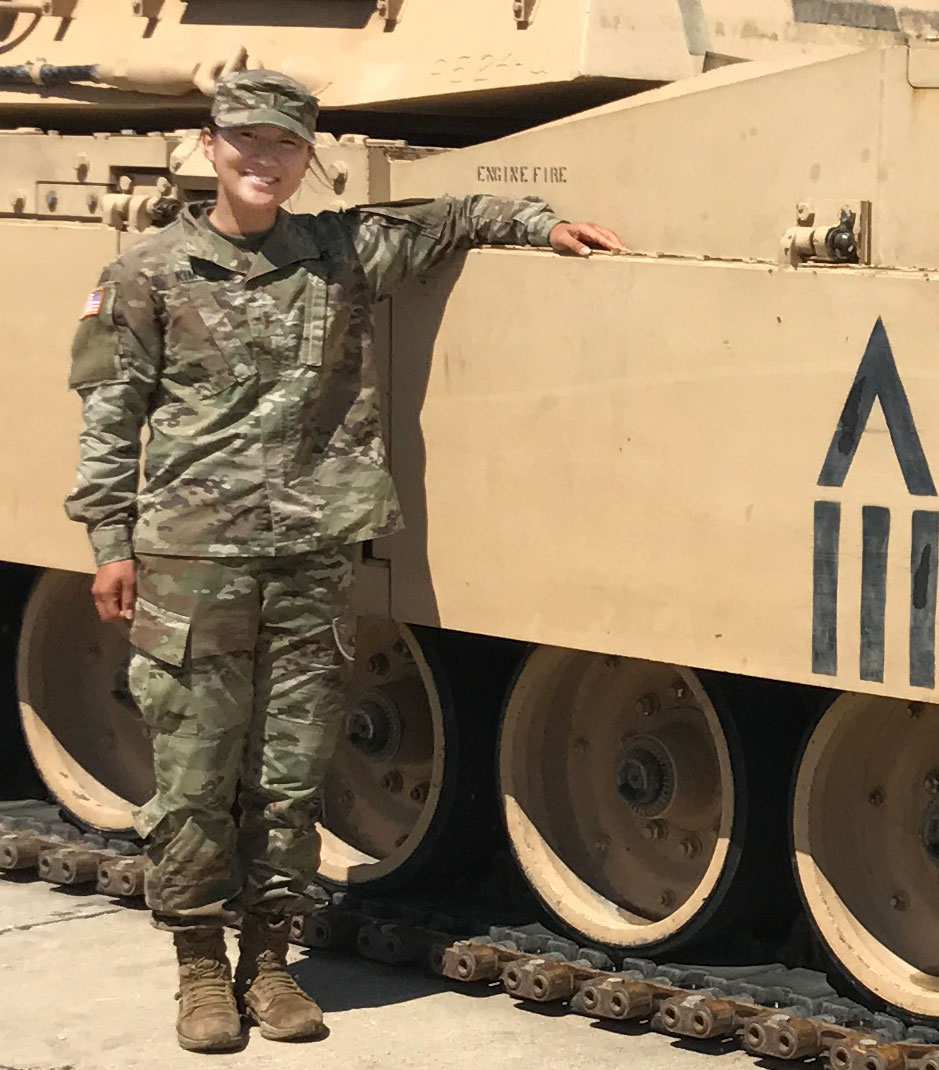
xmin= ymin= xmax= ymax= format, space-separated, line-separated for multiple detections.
xmin=910 ymin=702 xmax=925 ymax=718
xmin=680 ymin=835 xmax=701 ymax=859
xmin=636 ymin=693 xmax=660 ymax=717
xmin=890 ymin=892 xmax=909 ymax=911
xmin=409 ymin=781 xmax=429 ymax=803
xmin=660 ymin=889 xmax=676 ymax=909
xmin=368 ymin=653 xmax=390 ymax=677
xmin=381 ymin=770 xmax=403 ymax=793
xmin=670 ymin=679 xmax=687 ymax=700
xmin=643 ymin=820 xmax=668 ymax=841
xmin=392 ymin=639 xmax=408 ymax=656
xmin=925 ymin=770 xmax=939 ymax=795
xmin=868 ymin=787 xmax=885 ymax=806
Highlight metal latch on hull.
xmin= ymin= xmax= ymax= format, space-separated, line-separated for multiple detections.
xmin=377 ymin=0 xmax=405 ymax=24
xmin=102 ymin=176 xmax=178 ymax=232
xmin=131 ymin=0 xmax=164 ymax=18
xmin=780 ymin=201 xmax=871 ymax=267
xmin=514 ymin=0 xmax=538 ymax=25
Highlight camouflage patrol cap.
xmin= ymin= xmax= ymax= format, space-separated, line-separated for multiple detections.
xmin=211 ymin=69 xmax=318 ymax=145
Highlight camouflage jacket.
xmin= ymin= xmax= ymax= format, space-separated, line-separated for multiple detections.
xmin=64 ymin=196 xmax=561 ymax=565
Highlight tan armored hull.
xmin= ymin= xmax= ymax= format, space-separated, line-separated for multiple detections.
xmin=383 ymin=45 xmax=939 ymax=705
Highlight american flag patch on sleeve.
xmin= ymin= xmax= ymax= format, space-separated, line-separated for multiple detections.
xmin=81 ymin=287 xmax=104 ymax=319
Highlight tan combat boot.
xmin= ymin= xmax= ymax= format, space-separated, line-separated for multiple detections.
xmin=173 ymin=928 xmax=242 ymax=1053
xmin=235 ymin=915 xmax=324 ymax=1041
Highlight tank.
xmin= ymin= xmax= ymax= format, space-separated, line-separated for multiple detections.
xmin=2 ymin=0 xmax=939 ymax=1022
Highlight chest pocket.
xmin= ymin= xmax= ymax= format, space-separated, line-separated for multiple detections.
xmin=163 ymin=277 xmax=256 ymax=399
xmin=242 ymin=266 xmax=329 ymax=371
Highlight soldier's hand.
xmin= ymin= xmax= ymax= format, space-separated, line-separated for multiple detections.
xmin=92 ymin=560 xmax=137 ymax=623
xmin=549 ymin=222 xmax=626 ymax=257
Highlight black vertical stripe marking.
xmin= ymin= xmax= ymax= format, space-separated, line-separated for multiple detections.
xmin=860 ymin=505 xmax=890 ymax=682
xmin=910 ymin=510 xmax=939 ymax=688
xmin=818 ymin=318 xmax=937 ymax=497
xmin=813 ymin=500 xmax=840 ymax=676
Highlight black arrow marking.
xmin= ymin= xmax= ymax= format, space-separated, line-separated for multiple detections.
xmin=818 ymin=318 xmax=936 ymax=496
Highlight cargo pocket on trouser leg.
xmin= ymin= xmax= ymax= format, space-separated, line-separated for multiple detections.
xmin=129 ymin=597 xmax=190 ymax=735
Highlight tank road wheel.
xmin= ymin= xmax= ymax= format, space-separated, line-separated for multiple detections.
xmin=17 ymin=569 xmax=153 ymax=832
xmin=319 ymin=624 xmax=515 ymax=893
xmin=499 ymin=649 xmax=798 ymax=955
xmin=793 ymin=693 xmax=939 ymax=1020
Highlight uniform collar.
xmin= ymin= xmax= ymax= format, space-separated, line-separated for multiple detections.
xmin=181 ymin=203 xmax=320 ymax=280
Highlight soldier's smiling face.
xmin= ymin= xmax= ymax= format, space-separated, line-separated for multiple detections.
xmin=202 ymin=123 xmax=313 ymax=210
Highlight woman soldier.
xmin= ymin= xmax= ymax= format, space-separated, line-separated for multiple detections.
xmin=65 ymin=70 xmax=625 ymax=1052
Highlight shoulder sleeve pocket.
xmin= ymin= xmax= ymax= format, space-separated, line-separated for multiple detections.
xmin=68 ymin=282 xmax=129 ymax=390
xmin=357 ymin=198 xmax=448 ymax=238
xmin=131 ymin=597 xmax=190 ymax=667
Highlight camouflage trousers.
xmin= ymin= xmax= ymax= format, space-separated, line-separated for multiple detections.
xmin=128 ymin=547 xmax=355 ymax=931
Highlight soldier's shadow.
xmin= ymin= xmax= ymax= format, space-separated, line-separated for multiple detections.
xmin=289 ymin=948 xmax=468 ymax=1011
xmin=368 ymin=253 xmax=468 ymax=630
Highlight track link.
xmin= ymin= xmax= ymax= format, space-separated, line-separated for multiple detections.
xmin=0 ymin=800 xmax=144 ymax=896
xmin=298 ymin=903 xmax=939 ymax=1067
xmin=5 ymin=798 xmax=939 ymax=1065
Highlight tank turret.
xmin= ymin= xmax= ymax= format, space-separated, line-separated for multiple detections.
xmin=0 ymin=0 xmax=934 ymax=140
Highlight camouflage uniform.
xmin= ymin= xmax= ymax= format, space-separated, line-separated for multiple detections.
xmin=129 ymin=548 xmax=354 ymax=927
xmin=66 ymin=147 xmax=561 ymax=928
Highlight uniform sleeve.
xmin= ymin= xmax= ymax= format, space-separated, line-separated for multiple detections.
xmin=349 ymin=194 xmax=562 ymax=299
xmin=63 ymin=263 xmax=162 ymax=566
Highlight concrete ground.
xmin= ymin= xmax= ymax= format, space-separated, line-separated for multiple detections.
xmin=0 ymin=875 xmax=759 ymax=1070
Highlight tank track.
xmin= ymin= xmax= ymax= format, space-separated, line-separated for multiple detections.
xmin=0 ymin=800 xmax=146 ymax=896
xmin=4 ymin=798 xmax=939 ymax=1066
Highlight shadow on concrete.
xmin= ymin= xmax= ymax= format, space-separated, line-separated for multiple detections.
xmin=668 ymin=1036 xmax=746 ymax=1059
xmin=41 ymin=881 xmax=148 ymax=912
xmin=290 ymin=949 xmax=493 ymax=1012
xmin=588 ymin=1018 xmax=656 ymax=1038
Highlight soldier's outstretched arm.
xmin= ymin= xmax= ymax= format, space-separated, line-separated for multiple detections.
xmin=64 ymin=263 xmax=162 ymax=619
xmin=349 ymin=194 xmax=624 ymax=298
